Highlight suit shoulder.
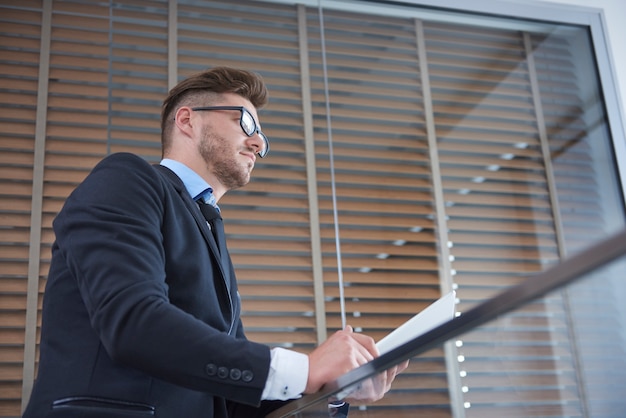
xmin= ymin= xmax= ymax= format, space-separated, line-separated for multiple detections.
xmin=94 ymin=153 xmax=163 ymax=186
xmin=71 ymin=153 xmax=167 ymax=202
xmin=94 ymin=152 xmax=154 ymax=172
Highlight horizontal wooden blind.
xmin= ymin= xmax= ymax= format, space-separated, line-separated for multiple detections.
xmin=424 ymin=21 xmax=583 ymax=417
xmin=108 ymin=0 xmax=167 ymax=160
xmin=307 ymin=8 xmax=450 ymax=417
xmin=0 ymin=1 xmax=42 ymax=416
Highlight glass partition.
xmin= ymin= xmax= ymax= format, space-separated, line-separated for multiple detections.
xmin=267 ymin=230 xmax=626 ymax=417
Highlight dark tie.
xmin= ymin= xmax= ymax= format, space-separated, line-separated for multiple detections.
xmin=197 ymin=200 xmax=226 ymax=254
xmin=196 ymin=201 xmax=234 ymax=323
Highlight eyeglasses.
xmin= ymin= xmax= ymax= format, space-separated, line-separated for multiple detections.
xmin=191 ymin=106 xmax=270 ymax=158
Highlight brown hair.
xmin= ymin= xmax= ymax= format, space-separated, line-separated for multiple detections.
xmin=160 ymin=66 xmax=268 ymax=152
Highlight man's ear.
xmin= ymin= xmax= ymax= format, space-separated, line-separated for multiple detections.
xmin=174 ymin=106 xmax=195 ymax=138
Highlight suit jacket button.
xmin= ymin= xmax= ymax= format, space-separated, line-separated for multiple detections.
xmin=205 ymin=363 xmax=217 ymax=376
xmin=229 ymin=368 xmax=242 ymax=381
xmin=217 ymin=367 xmax=229 ymax=379
xmin=242 ymin=370 xmax=254 ymax=382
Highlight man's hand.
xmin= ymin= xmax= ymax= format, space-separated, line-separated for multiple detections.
xmin=305 ymin=325 xmax=409 ymax=404
xmin=343 ymin=360 xmax=409 ymax=404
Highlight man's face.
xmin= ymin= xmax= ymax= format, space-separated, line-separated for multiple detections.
xmin=196 ymin=94 xmax=266 ymax=191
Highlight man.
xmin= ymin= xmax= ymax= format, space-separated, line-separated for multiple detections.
xmin=23 ymin=67 xmax=405 ymax=418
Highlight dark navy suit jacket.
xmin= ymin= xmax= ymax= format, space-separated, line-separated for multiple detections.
xmin=23 ymin=153 xmax=282 ymax=418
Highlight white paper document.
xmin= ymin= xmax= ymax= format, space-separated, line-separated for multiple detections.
xmin=376 ymin=291 xmax=457 ymax=355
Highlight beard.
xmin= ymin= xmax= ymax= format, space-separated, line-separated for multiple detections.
xmin=198 ymin=126 xmax=253 ymax=191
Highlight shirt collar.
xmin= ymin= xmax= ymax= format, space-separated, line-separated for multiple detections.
xmin=160 ymin=158 xmax=213 ymax=202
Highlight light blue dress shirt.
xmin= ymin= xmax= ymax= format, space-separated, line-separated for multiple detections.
xmin=160 ymin=158 xmax=217 ymax=207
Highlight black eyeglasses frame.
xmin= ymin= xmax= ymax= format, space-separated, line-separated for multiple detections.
xmin=191 ymin=105 xmax=270 ymax=158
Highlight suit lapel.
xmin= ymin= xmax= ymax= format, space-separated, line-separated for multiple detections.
xmin=153 ymin=164 xmax=228 ymax=283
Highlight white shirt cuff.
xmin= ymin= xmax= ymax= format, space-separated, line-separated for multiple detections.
xmin=261 ymin=347 xmax=309 ymax=401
